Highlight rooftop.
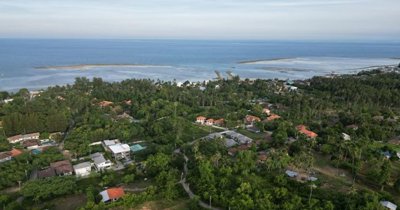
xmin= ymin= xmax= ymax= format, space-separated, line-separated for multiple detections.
xmin=109 ymin=143 xmax=130 ymax=154
xmin=73 ymin=162 xmax=92 ymax=170
xmin=100 ymin=187 xmax=125 ymax=202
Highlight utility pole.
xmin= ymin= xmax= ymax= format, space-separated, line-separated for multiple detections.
xmin=209 ymin=195 xmax=212 ymax=208
xmin=308 ymin=184 xmax=316 ymax=206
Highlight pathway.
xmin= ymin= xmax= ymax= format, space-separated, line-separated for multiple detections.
xmin=178 ymin=153 xmax=222 ymax=210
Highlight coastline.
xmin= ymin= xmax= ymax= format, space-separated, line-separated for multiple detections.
xmin=35 ymin=64 xmax=172 ymax=70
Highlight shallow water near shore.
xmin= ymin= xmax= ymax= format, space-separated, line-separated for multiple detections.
xmin=0 ymin=39 xmax=399 ymax=92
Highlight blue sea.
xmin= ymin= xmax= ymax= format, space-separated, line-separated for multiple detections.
xmin=0 ymin=39 xmax=399 ymax=92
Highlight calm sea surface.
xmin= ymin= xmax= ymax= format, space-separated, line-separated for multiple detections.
xmin=0 ymin=39 xmax=399 ymax=92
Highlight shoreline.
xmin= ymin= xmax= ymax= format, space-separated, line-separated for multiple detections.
xmin=35 ymin=64 xmax=172 ymax=70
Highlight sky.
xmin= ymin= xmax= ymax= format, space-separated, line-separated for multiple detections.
xmin=0 ymin=0 xmax=399 ymax=40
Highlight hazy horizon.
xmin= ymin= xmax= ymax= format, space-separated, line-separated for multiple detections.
xmin=1 ymin=0 xmax=399 ymax=40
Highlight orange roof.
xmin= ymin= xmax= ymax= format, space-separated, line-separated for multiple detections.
xmin=296 ymin=125 xmax=318 ymax=138
xmin=107 ymin=187 xmax=125 ymax=200
xmin=196 ymin=116 xmax=206 ymax=120
xmin=267 ymin=114 xmax=281 ymax=121
xmin=10 ymin=148 xmax=23 ymax=157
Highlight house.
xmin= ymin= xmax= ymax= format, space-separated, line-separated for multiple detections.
xmin=73 ymin=162 xmax=92 ymax=177
xmin=116 ymin=113 xmax=134 ymax=122
xmin=266 ymin=114 xmax=281 ymax=121
xmin=245 ymin=115 xmax=261 ymax=124
xmin=382 ymin=151 xmax=392 ymax=159
xmin=7 ymin=132 xmax=40 ymax=144
xmin=3 ymin=98 xmax=14 ymax=104
xmin=50 ymin=160 xmax=73 ymax=176
xmin=285 ymin=170 xmax=298 ymax=178
xmin=10 ymin=148 xmax=23 ymax=157
xmin=0 ymin=152 xmax=12 ymax=163
xmin=296 ymin=125 xmax=318 ymax=139
xmin=29 ymin=90 xmax=42 ymax=99
xmin=341 ymin=133 xmax=351 ymax=141
xmin=257 ymin=151 xmax=268 ymax=163
xmin=99 ymin=101 xmax=113 ymax=107
xmin=205 ymin=118 xmax=214 ymax=126
xmin=262 ymin=108 xmax=271 ymax=115
xmin=102 ymin=139 xmax=121 ymax=151
xmin=100 ymin=187 xmax=125 ymax=203
xmin=307 ymin=176 xmax=318 ymax=182
xmin=109 ymin=144 xmax=131 ymax=160
xmin=213 ymin=118 xmax=225 ymax=126
xmin=37 ymin=167 xmax=56 ymax=179
xmin=91 ymin=152 xmax=112 ymax=171
xmin=22 ymin=139 xmax=40 ymax=150
xmin=380 ymin=201 xmax=397 ymax=210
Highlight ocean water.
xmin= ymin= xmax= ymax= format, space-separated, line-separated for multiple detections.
xmin=0 ymin=39 xmax=399 ymax=92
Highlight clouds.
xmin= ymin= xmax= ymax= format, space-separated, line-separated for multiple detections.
xmin=0 ymin=0 xmax=399 ymax=40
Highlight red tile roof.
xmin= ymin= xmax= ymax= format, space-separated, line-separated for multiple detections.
xmin=296 ymin=125 xmax=318 ymax=138
xmin=107 ymin=187 xmax=125 ymax=200
xmin=10 ymin=148 xmax=23 ymax=157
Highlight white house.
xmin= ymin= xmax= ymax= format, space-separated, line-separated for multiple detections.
xmin=380 ymin=201 xmax=397 ymax=210
xmin=3 ymin=99 xmax=14 ymax=104
xmin=90 ymin=152 xmax=112 ymax=172
xmin=341 ymin=133 xmax=351 ymax=141
xmin=285 ymin=170 xmax=298 ymax=178
xmin=73 ymin=162 xmax=92 ymax=177
xmin=108 ymin=144 xmax=131 ymax=160
xmin=102 ymin=139 xmax=120 ymax=151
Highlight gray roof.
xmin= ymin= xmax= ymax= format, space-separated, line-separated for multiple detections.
xmin=73 ymin=162 xmax=91 ymax=170
xmin=380 ymin=201 xmax=397 ymax=210
xmin=91 ymin=153 xmax=107 ymax=165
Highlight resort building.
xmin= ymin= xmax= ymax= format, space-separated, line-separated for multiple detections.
xmin=7 ymin=132 xmax=40 ymax=144
xmin=109 ymin=144 xmax=131 ymax=160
